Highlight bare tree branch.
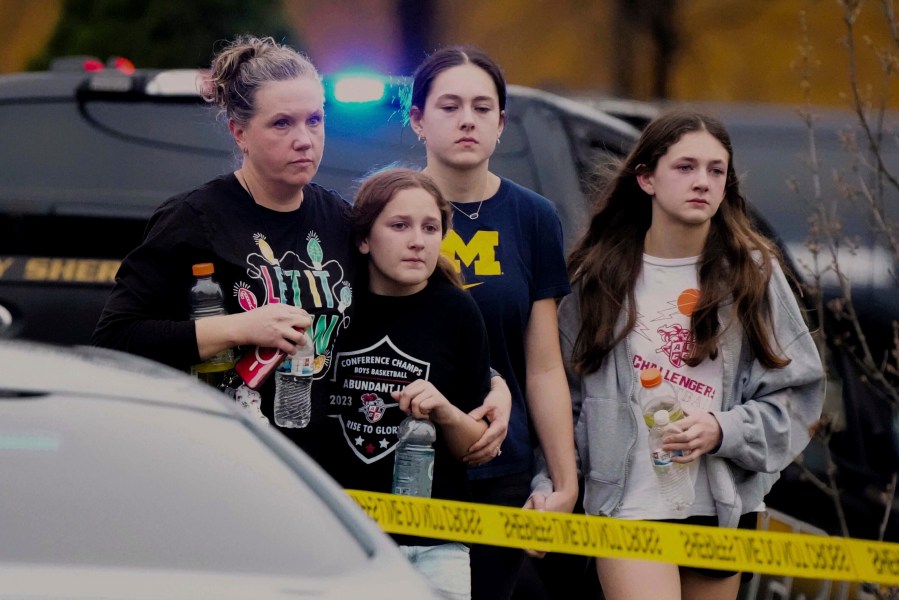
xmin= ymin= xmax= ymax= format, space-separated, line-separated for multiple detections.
xmin=796 ymin=1 xmax=899 ymax=546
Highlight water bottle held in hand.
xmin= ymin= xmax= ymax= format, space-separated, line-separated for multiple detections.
xmin=639 ymin=367 xmax=685 ymax=457
xmin=649 ymin=409 xmax=694 ymax=511
xmin=392 ymin=416 xmax=437 ymax=498
xmin=273 ymin=330 xmax=314 ymax=428
xmin=639 ymin=367 xmax=685 ymax=429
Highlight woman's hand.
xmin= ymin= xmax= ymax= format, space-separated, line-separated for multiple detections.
xmin=231 ymin=304 xmax=312 ymax=353
xmin=666 ymin=408 xmax=723 ymax=463
xmin=196 ymin=303 xmax=310 ymax=360
xmin=463 ymin=374 xmax=511 ymax=465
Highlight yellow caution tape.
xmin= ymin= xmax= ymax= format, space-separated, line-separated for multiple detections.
xmin=346 ymin=490 xmax=899 ymax=585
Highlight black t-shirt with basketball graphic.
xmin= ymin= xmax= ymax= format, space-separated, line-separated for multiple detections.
xmin=320 ymin=276 xmax=491 ymax=545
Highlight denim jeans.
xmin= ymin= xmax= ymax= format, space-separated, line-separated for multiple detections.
xmin=401 ymin=542 xmax=471 ymax=600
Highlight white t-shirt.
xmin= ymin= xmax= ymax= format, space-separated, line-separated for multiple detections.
xmin=616 ymin=254 xmax=723 ymax=520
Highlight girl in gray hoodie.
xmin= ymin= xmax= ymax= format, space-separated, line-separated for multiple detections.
xmin=533 ymin=109 xmax=824 ymax=600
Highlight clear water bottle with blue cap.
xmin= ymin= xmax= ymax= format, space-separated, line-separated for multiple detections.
xmin=272 ymin=330 xmax=314 ymax=428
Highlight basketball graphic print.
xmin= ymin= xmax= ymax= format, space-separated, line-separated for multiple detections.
xmin=677 ymin=288 xmax=700 ymax=316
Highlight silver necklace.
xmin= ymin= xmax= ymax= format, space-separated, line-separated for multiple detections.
xmin=237 ymin=170 xmax=256 ymax=202
xmin=449 ymin=199 xmax=485 ymax=220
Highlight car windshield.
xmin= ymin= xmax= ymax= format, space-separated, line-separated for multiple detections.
xmin=0 ymin=395 xmax=369 ymax=575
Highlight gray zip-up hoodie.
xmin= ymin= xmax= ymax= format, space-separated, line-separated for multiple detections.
xmin=534 ymin=260 xmax=824 ymax=528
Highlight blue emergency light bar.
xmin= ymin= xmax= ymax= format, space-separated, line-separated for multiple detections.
xmin=331 ymin=72 xmax=386 ymax=103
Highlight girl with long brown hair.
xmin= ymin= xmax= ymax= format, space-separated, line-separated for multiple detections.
xmin=553 ymin=109 xmax=824 ymax=599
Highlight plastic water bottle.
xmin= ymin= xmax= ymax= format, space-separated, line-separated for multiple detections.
xmin=638 ymin=367 xmax=685 ymax=429
xmin=273 ymin=330 xmax=314 ymax=428
xmin=189 ymin=263 xmax=235 ymax=388
xmin=649 ymin=409 xmax=694 ymax=511
xmin=392 ymin=417 xmax=437 ymax=498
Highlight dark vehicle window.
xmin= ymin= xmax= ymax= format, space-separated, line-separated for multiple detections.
xmin=0 ymin=86 xmax=608 ymax=236
xmin=0 ymin=100 xmax=235 ymax=218
xmin=0 ymin=97 xmax=539 ymax=214
xmin=83 ymin=100 xmax=230 ymax=149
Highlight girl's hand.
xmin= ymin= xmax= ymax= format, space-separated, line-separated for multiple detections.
xmin=665 ymin=408 xmax=723 ymax=463
xmin=391 ymin=380 xmax=450 ymax=422
xmin=524 ymin=487 xmax=577 ymax=515
xmin=522 ymin=491 xmax=551 ymax=559
xmin=521 ymin=487 xmax=578 ymax=558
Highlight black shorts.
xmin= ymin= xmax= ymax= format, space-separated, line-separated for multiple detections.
xmin=658 ymin=512 xmax=758 ymax=582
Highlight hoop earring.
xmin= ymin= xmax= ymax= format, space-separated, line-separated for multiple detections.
xmin=496 ymin=136 xmax=501 ymax=145
xmin=417 ymin=134 xmax=426 ymax=144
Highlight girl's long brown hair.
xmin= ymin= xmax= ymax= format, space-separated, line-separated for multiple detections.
xmin=567 ymin=109 xmax=790 ymax=374
xmin=351 ymin=167 xmax=462 ymax=288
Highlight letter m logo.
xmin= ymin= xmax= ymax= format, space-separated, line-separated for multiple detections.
xmin=441 ymin=230 xmax=501 ymax=276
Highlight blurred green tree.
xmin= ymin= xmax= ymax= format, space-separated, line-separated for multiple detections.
xmin=28 ymin=0 xmax=298 ymax=70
